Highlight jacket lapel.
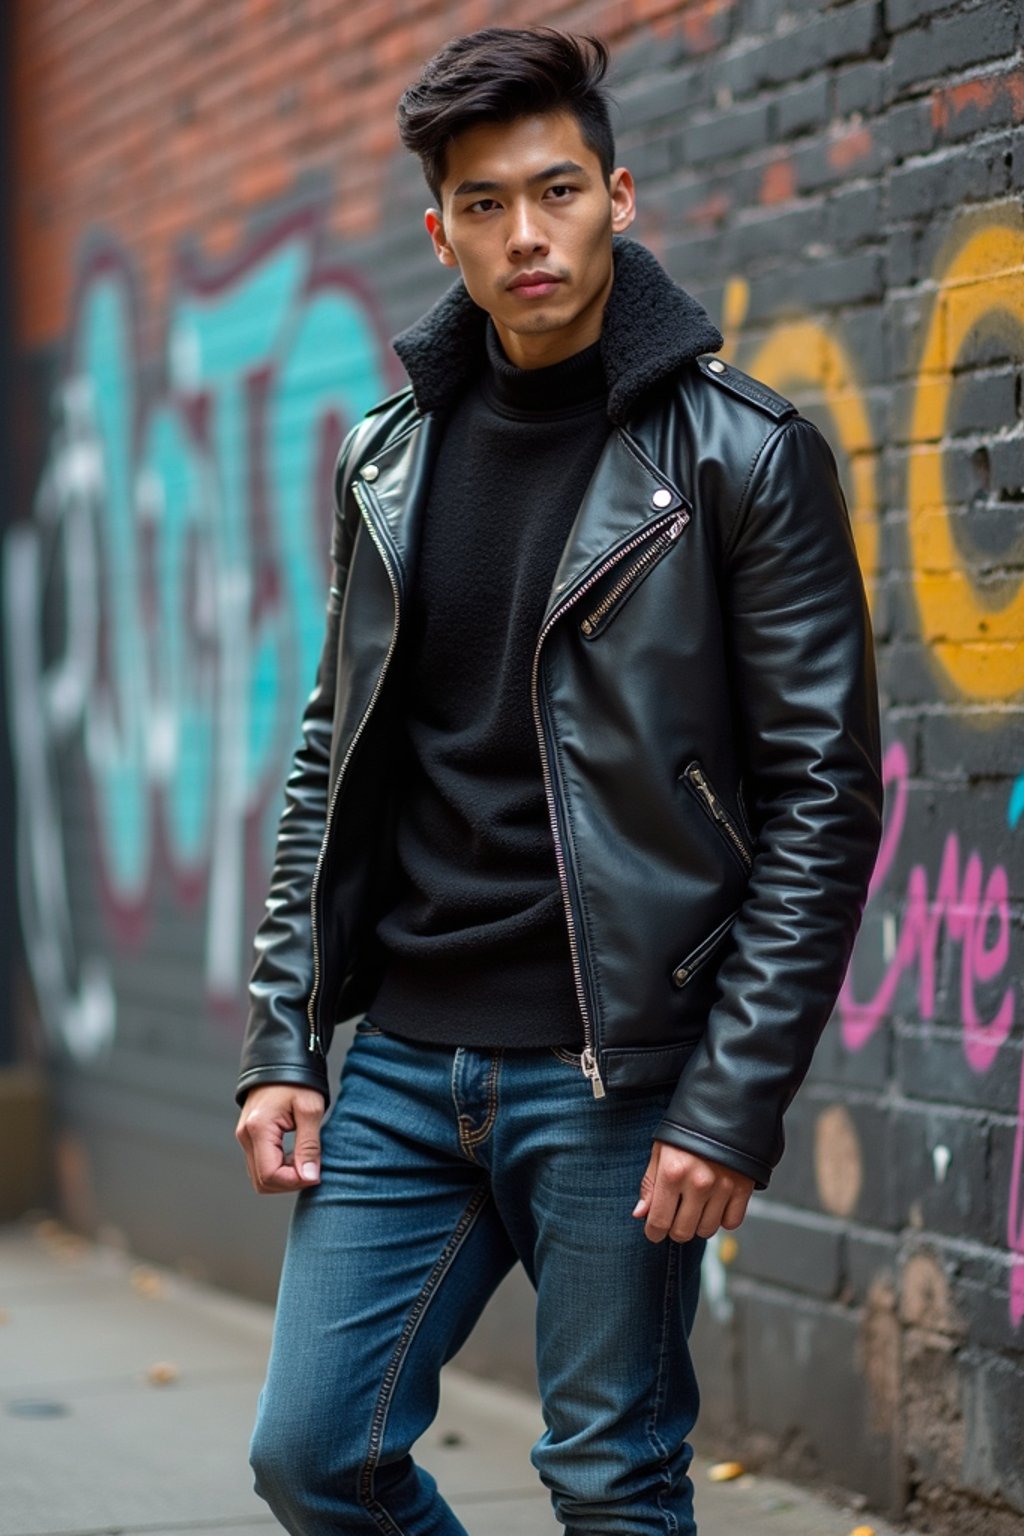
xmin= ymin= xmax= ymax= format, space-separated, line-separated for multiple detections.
xmin=353 ymin=413 xmax=442 ymax=592
xmin=360 ymin=411 xmax=689 ymax=626
xmin=542 ymin=430 xmax=689 ymax=625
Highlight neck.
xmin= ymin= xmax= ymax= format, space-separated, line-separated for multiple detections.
xmin=483 ymin=321 xmax=606 ymax=415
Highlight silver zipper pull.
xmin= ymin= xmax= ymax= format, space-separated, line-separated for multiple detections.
xmin=580 ymin=1046 xmax=606 ymax=1099
xmin=690 ymin=764 xmax=721 ymax=816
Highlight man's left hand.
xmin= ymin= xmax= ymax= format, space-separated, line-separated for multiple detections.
xmin=632 ymin=1140 xmax=754 ymax=1243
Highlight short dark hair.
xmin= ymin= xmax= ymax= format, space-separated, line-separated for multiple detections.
xmin=396 ymin=27 xmax=615 ymax=205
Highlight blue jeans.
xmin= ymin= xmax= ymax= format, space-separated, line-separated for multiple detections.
xmin=249 ymin=1019 xmax=706 ymax=1535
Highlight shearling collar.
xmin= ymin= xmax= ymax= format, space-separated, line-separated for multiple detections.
xmin=391 ymin=235 xmax=724 ymax=428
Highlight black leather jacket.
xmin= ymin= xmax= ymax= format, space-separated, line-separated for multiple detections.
xmin=236 ymin=238 xmax=883 ymax=1190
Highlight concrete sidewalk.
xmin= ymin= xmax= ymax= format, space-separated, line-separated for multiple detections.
xmin=0 ymin=1218 xmax=916 ymax=1536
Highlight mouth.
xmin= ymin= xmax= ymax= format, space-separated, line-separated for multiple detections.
xmin=507 ymin=271 xmax=564 ymax=299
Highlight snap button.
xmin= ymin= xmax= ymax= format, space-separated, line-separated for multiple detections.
xmin=707 ymin=359 xmax=726 ymax=374
xmin=362 ymin=463 xmax=380 ymax=482
xmin=651 ymin=487 xmax=673 ymax=509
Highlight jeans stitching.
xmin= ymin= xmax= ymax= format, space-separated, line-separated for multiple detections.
xmin=358 ymin=1183 xmax=491 ymax=1534
xmin=451 ymin=1051 xmax=481 ymax=1164
xmin=461 ymin=1051 xmax=501 ymax=1147
xmin=457 ymin=1118 xmax=480 ymax=1162
xmin=549 ymin=1045 xmax=583 ymax=1067
xmin=455 ymin=1051 xmax=501 ymax=1161
xmin=450 ymin=1050 xmax=464 ymax=1152
xmin=647 ymin=1238 xmax=680 ymax=1535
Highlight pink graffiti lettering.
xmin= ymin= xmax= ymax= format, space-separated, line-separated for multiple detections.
xmin=839 ymin=740 xmax=1013 ymax=1066
xmin=1011 ymin=1055 xmax=1024 ymax=1327
xmin=839 ymin=738 xmax=1022 ymax=1327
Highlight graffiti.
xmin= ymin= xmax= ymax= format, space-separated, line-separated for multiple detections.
xmin=1009 ymin=781 xmax=1024 ymax=1328
xmin=838 ymin=740 xmax=1013 ymax=1065
xmin=721 ymin=208 xmax=1024 ymax=1327
xmin=3 ymin=210 xmax=393 ymax=1055
xmin=907 ymin=216 xmax=1024 ymax=703
xmin=722 ymin=205 xmax=1024 ymax=699
xmin=720 ymin=281 xmax=880 ymax=604
xmin=837 ymin=740 xmax=1022 ymax=1325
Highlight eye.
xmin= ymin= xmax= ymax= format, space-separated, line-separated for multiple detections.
xmin=546 ymin=184 xmax=577 ymax=199
xmin=467 ymin=198 xmax=501 ymax=214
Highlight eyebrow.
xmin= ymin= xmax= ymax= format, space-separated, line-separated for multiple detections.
xmin=450 ymin=160 xmax=590 ymax=199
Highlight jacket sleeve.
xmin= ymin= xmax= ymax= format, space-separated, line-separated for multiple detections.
xmin=235 ymin=425 xmax=363 ymax=1108
xmin=653 ymin=415 xmax=884 ymax=1188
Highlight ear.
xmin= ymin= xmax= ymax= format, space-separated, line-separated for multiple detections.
xmin=425 ymin=209 xmax=459 ymax=268
xmin=609 ymin=168 xmax=637 ymax=233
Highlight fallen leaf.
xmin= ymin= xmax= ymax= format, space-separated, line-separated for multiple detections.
xmin=718 ymin=1235 xmax=739 ymax=1264
xmin=850 ymin=1527 xmax=876 ymax=1536
xmin=130 ymin=1266 xmax=165 ymax=1299
xmin=49 ymin=1232 xmax=88 ymax=1262
xmin=707 ymin=1460 xmax=744 ymax=1482
xmin=145 ymin=1361 xmax=179 ymax=1386
xmin=35 ymin=1220 xmax=86 ymax=1261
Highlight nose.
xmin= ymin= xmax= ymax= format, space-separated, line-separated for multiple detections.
xmin=505 ymin=200 xmax=548 ymax=260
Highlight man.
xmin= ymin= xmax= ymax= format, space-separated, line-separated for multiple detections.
xmin=235 ymin=26 xmax=883 ymax=1536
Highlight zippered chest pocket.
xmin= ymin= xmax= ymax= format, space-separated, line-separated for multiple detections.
xmin=579 ymin=513 xmax=688 ymax=639
xmin=681 ymin=760 xmax=754 ymax=875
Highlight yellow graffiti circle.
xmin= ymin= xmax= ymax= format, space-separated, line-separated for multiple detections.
xmin=743 ymin=316 xmax=879 ymax=608
xmin=908 ymin=217 xmax=1024 ymax=701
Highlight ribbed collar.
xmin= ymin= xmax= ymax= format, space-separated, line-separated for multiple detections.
xmin=391 ymin=236 xmax=724 ymax=428
xmin=481 ymin=320 xmax=606 ymax=418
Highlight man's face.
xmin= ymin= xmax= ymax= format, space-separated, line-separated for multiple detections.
xmin=425 ymin=110 xmax=636 ymax=369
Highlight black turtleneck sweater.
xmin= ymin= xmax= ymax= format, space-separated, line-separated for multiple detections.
xmin=368 ymin=322 xmax=611 ymax=1048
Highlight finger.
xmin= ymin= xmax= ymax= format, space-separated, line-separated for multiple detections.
xmin=234 ymin=1116 xmax=267 ymax=1195
xmin=722 ymin=1185 xmax=753 ymax=1229
xmin=632 ymin=1146 xmax=660 ymax=1218
xmin=667 ymin=1171 xmax=715 ymax=1243
xmin=293 ymin=1099 xmax=324 ymax=1185
xmin=693 ymin=1191 xmax=730 ymax=1241
xmin=248 ymin=1117 xmax=300 ymax=1192
xmin=643 ymin=1171 xmax=682 ymax=1244
xmin=239 ymin=1140 xmax=262 ymax=1194
xmin=259 ymin=1166 xmax=305 ymax=1193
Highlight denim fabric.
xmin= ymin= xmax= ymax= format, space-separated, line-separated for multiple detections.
xmin=249 ymin=1020 xmax=706 ymax=1535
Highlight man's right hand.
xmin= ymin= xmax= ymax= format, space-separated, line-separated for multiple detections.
xmin=235 ymin=1084 xmax=327 ymax=1195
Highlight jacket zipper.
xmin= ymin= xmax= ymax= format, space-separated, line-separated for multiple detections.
xmin=684 ymin=762 xmax=753 ymax=873
xmin=580 ymin=516 xmax=686 ymax=636
xmin=672 ymin=908 xmax=738 ymax=988
xmin=532 ymin=507 xmax=688 ymax=1097
xmin=306 ymin=479 xmax=401 ymax=1055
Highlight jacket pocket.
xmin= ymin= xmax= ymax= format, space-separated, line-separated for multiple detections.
xmin=671 ymin=908 xmax=739 ymax=988
xmin=681 ymin=760 xmax=754 ymax=875
xmin=579 ymin=513 xmax=687 ymax=639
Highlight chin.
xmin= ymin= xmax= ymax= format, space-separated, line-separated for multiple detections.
xmin=511 ymin=314 xmax=570 ymax=335
xmin=503 ymin=301 xmax=579 ymax=334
